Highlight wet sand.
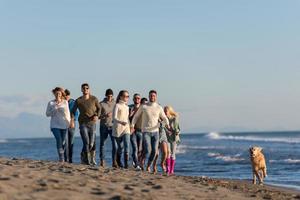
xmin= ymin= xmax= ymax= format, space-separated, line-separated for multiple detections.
xmin=0 ymin=157 xmax=299 ymax=200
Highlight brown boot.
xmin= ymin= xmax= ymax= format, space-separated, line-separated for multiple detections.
xmin=100 ymin=159 xmax=105 ymax=168
xmin=90 ymin=150 xmax=97 ymax=166
xmin=116 ymin=153 xmax=124 ymax=168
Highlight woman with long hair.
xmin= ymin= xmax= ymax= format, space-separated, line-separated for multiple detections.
xmin=46 ymin=87 xmax=71 ymax=162
xmin=164 ymin=106 xmax=181 ymax=175
xmin=112 ymin=90 xmax=131 ymax=168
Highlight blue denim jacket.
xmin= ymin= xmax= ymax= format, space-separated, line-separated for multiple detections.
xmin=69 ymin=99 xmax=79 ymax=121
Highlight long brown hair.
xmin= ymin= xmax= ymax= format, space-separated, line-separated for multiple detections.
xmin=116 ymin=90 xmax=129 ymax=103
xmin=52 ymin=87 xmax=66 ymax=100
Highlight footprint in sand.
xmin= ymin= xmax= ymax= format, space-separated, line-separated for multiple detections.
xmin=91 ymin=188 xmax=106 ymax=195
xmin=124 ymin=185 xmax=134 ymax=191
xmin=152 ymin=185 xmax=163 ymax=190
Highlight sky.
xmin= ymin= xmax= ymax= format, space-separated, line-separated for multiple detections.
xmin=0 ymin=0 xmax=300 ymax=136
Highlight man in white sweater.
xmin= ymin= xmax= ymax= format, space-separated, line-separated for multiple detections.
xmin=131 ymin=90 xmax=170 ymax=172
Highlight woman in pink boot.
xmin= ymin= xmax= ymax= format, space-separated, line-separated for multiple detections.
xmin=164 ymin=106 xmax=181 ymax=175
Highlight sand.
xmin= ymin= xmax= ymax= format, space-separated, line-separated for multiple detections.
xmin=0 ymin=157 xmax=299 ymax=200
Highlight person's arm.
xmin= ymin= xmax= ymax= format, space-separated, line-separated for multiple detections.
xmin=46 ymin=102 xmax=55 ymax=117
xmin=70 ymin=100 xmax=78 ymax=119
xmin=113 ymin=104 xmax=127 ymax=125
xmin=159 ymin=107 xmax=170 ymax=129
xmin=98 ymin=102 xmax=104 ymax=119
xmin=174 ymin=116 xmax=180 ymax=135
xmin=64 ymin=101 xmax=71 ymax=125
xmin=92 ymin=98 xmax=101 ymax=122
xmin=95 ymin=98 xmax=101 ymax=117
xmin=131 ymin=106 xmax=142 ymax=128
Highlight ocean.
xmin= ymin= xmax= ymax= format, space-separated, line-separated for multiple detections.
xmin=0 ymin=131 xmax=299 ymax=190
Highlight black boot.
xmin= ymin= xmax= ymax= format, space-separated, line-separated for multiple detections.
xmin=111 ymin=152 xmax=118 ymax=168
xmin=116 ymin=153 xmax=124 ymax=168
xmin=124 ymin=153 xmax=129 ymax=169
xmin=80 ymin=151 xmax=86 ymax=164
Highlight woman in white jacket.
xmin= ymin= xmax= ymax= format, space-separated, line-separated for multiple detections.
xmin=46 ymin=87 xmax=71 ymax=162
xmin=112 ymin=90 xmax=131 ymax=168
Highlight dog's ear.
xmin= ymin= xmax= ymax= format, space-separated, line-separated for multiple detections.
xmin=257 ymin=147 xmax=263 ymax=152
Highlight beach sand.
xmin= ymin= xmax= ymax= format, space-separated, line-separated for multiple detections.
xmin=0 ymin=157 xmax=299 ymax=200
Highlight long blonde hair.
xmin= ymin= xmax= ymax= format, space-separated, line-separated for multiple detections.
xmin=164 ymin=105 xmax=178 ymax=118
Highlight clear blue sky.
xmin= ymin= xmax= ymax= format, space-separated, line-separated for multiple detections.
xmin=0 ymin=1 xmax=300 ymax=133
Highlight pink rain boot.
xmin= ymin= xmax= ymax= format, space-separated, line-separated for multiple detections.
xmin=166 ymin=158 xmax=171 ymax=175
xmin=170 ymin=158 xmax=176 ymax=175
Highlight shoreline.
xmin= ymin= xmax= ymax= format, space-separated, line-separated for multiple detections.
xmin=0 ymin=157 xmax=300 ymax=200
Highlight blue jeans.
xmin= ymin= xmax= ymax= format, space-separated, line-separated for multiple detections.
xmin=113 ymin=134 xmax=130 ymax=163
xmin=64 ymin=126 xmax=75 ymax=163
xmin=143 ymin=132 xmax=159 ymax=166
xmin=51 ymin=128 xmax=67 ymax=161
xmin=130 ymin=131 xmax=143 ymax=166
xmin=79 ymin=123 xmax=96 ymax=153
xmin=100 ymin=125 xmax=116 ymax=161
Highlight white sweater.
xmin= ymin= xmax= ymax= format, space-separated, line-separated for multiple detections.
xmin=112 ymin=100 xmax=130 ymax=137
xmin=46 ymin=100 xmax=71 ymax=129
xmin=131 ymin=102 xmax=169 ymax=133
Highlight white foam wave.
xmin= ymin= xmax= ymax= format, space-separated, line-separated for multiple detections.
xmin=206 ymin=132 xmax=300 ymax=144
xmin=176 ymin=145 xmax=187 ymax=154
xmin=207 ymin=152 xmax=245 ymax=162
xmin=178 ymin=144 xmax=226 ymax=151
xmin=270 ymin=159 xmax=300 ymax=164
xmin=0 ymin=139 xmax=8 ymax=143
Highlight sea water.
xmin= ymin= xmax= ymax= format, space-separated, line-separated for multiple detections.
xmin=0 ymin=131 xmax=299 ymax=190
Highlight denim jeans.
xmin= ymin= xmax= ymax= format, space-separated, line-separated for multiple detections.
xmin=143 ymin=132 xmax=159 ymax=166
xmin=112 ymin=134 xmax=130 ymax=162
xmin=79 ymin=123 xmax=96 ymax=153
xmin=64 ymin=126 xmax=75 ymax=163
xmin=51 ymin=128 xmax=67 ymax=161
xmin=130 ymin=131 xmax=143 ymax=166
xmin=100 ymin=125 xmax=116 ymax=161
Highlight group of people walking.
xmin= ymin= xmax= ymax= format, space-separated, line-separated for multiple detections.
xmin=46 ymin=83 xmax=181 ymax=174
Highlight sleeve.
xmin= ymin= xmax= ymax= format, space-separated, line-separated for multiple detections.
xmin=65 ymin=101 xmax=71 ymax=124
xmin=131 ymin=106 xmax=143 ymax=128
xmin=95 ymin=98 xmax=101 ymax=117
xmin=113 ymin=104 xmax=127 ymax=124
xmin=98 ymin=103 xmax=106 ymax=119
xmin=159 ymin=107 xmax=169 ymax=127
xmin=71 ymin=100 xmax=78 ymax=119
xmin=174 ymin=117 xmax=180 ymax=134
xmin=46 ymin=102 xmax=55 ymax=117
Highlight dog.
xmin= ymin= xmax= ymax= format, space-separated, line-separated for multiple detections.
xmin=249 ymin=146 xmax=267 ymax=185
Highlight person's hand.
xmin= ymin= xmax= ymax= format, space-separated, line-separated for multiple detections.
xmin=93 ymin=116 xmax=98 ymax=122
xmin=166 ymin=125 xmax=170 ymax=130
xmin=70 ymin=120 xmax=75 ymax=129
xmin=130 ymin=127 xmax=135 ymax=134
xmin=107 ymin=112 xmax=112 ymax=118
xmin=166 ymin=130 xmax=172 ymax=136
xmin=121 ymin=121 xmax=127 ymax=126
